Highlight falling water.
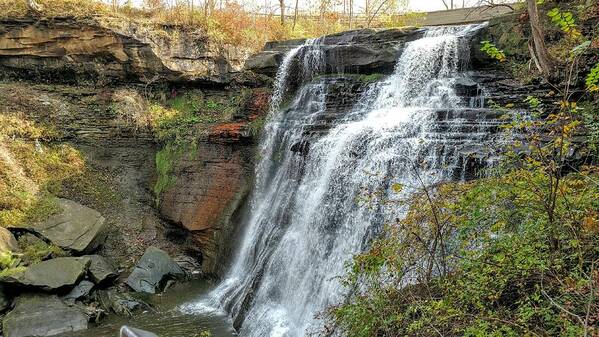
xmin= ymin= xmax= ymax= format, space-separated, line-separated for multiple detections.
xmin=183 ymin=24 xmax=497 ymax=337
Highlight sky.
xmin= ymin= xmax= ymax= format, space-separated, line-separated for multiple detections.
xmin=126 ymin=0 xmax=500 ymax=13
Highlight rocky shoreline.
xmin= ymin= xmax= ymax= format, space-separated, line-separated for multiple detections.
xmin=0 ymin=198 xmax=200 ymax=337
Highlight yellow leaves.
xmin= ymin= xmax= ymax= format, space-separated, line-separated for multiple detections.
xmin=391 ymin=183 xmax=403 ymax=194
xmin=558 ymin=101 xmax=576 ymax=109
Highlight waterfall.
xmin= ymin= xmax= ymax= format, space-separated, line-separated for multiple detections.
xmin=183 ymin=24 xmax=494 ymax=337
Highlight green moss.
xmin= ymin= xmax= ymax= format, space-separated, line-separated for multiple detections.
xmin=19 ymin=238 xmax=67 ymax=265
xmin=355 ymin=73 xmax=386 ymax=83
xmin=0 ymin=266 xmax=26 ymax=279
xmin=153 ymin=142 xmax=198 ymax=205
xmin=248 ymin=116 xmax=267 ymax=138
xmin=150 ymin=90 xmax=252 ymax=144
xmin=57 ymin=169 xmax=121 ymax=211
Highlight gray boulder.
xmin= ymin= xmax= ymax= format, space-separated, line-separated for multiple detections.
xmin=126 ymin=247 xmax=184 ymax=294
xmin=0 ymin=228 xmax=19 ymax=253
xmin=6 ymin=257 xmax=91 ymax=290
xmin=244 ymin=51 xmax=284 ymax=76
xmin=32 ymin=199 xmax=107 ymax=253
xmin=87 ymin=255 xmax=117 ymax=284
xmin=3 ymin=294 xmax=88 ymax=337
xmin=96 ymin=290 xmax=147 ymax=317
xmin=62 ymin=280 xmax=95 ymax=301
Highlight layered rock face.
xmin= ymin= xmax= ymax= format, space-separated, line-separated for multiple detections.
xmin=246 ymin=27 xmax=423 ymax=76
xmin=158 ymin=141 xmax=254 ymax=275
xmin=0 ymin=14 xmax=269 ymax=276
xmin=0 ymin=17 xmax=253 ymax=84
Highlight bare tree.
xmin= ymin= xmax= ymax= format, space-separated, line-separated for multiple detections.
xmin=292 ymin=0 xmax=299 ymax=31
xmin=279 ymin=0 xmax=285 ymax=25
xmin=348 ymin=0 xmax=353 ymax=29
xmin=526 ymin=0 xmax=554 ymax=78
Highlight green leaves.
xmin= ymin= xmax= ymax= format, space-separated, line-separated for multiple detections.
xmin=585 ymin=63 xmax=599 ymax=92
xmin=548 ymin=8 xmax=582 ymax=40
xmin=480 ymin=40 xmax=506 ymax=62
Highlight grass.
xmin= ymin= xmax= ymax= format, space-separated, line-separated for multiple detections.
xmin=0 ymin=114 xmax=84 ymax=228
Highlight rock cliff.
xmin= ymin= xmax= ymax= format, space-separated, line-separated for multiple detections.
xmin=0 ymin=17 xmax=258 ymax=84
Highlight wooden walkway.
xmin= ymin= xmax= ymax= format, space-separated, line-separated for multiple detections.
xmin=420 ymin=5 xmax=515 ymax=26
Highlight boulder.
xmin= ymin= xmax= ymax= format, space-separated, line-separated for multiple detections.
xmin=62 ymin=280 xmax=95 ymax=301
xmin=173 ymin=254 xmax=202 ymax=277
xmin=126 ymin=247 xmax=184 ymax=294
xmin=87 ymin=255 xmax=117 ymax=284
xmin=0 ymin=228 xmax=19 ymax=253
xmin=6 ymin=257 xmax=90 ymax=290
xmin=96 ymin=290 xmax=147 ymax=317
xmin=2 ymin=294 xmax=88 ymax=337
xmin=244 ymin=51 xmax=284 ymax=77
xmin=32 ymin=199 xmax=107 ymax=254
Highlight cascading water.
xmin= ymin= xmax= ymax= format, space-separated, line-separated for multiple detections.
xmin=183 ymin=24 xmax=497 ymax=337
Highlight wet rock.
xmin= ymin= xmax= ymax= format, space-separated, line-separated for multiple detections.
xmin=0 ymin=228 xmax=19 ymax=253
xmin=120 ymin=326 xmax=158 ymax=337
xmin=126 ymin=247 xmax=184 ymax=294
xmin=173 ymin=255 xmax=202 ymax=277
xmin=87 ymin=255 xmax=117 ymax=284
xmin=245 ymin=27 xmax=423 ymax=76
xmin=158 ymin=142 xmax=254 ymax=275
xmin=32 ymin=199 xmax=107 ymax=254
xmin=96 ymin=290 xmax=147 ymax=317
xmin=4 ymin=257 xmax=90 ymax=290
xmin=244 ymin=51 xmax=284 ymax=77
xmin=62 ymin=280 xmax=95 ymax=301
xmin=2 ymin=294 xmax=88 ymax=337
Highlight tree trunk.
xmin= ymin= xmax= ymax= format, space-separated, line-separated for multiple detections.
xmin=279 ymin=0 xmax=285 ymax=25
xmin=26 ymin=0 xmax=42 ymax=14
xmin=292 ymin=0 xmax=299 ymax=31
xmin=348 ymin=0 xmax=353 ymax=29
xmin=527 ymin=0 xmax=554 ymax=78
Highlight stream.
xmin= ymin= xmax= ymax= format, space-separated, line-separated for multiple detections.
xmin=61 ymin=281 xmax=235 ymax=337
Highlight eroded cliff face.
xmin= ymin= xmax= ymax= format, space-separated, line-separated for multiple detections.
xmin=158 ymin=89 xmax=270 ymax=275
xmin=0 ymin=15 xmax=271 ymax=276
xmin=0 ymin=17 xmax=257 ymax=84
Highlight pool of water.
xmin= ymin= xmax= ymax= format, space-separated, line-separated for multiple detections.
xmin=61 ymin=280 xmax=236 ymax=337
